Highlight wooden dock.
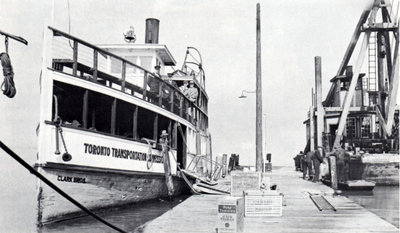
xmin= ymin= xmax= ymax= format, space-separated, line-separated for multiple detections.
xmin=135 ymin=167 xmax=399 ymax=233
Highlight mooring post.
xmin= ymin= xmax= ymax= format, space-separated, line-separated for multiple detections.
xmin=256 ymin=2 xmax=263 ymax=172
xmin=315 ymin=56 xmax=324 ymax=148
xmin=329 ymin=155 xmax=338 ymax=190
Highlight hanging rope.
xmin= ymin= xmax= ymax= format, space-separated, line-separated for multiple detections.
xmin=0 ymin=31 xmax=27 ymax=98
xmin=142 ymin=138 xmax=155 ymax=170
xmin=0 ymin=50 xmax=16 ymax=98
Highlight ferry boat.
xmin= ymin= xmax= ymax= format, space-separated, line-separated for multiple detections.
xmin=35 ymin=19 xmax=212 ymax=224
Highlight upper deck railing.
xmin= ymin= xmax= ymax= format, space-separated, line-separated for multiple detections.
xmin=48 ymin=27 xmax=208 ymax=130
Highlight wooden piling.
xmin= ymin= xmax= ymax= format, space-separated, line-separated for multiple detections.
xmin=314 ymin=56 xmax=324 ymax=148
xmin=329 ymin=155 xmax=338 ymax=190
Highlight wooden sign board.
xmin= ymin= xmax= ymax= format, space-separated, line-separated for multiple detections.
xmin=245 ymin=193 xmax=282 ymax=217
xmin=231 ymin=171 xmax=261 ymax=197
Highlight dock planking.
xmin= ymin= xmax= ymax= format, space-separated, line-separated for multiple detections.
xmin=136 ymin=167 xmax=399 ymax=233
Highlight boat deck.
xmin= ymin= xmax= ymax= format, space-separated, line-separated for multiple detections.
xmin=135 ymin=166 xmax=399 ymax=233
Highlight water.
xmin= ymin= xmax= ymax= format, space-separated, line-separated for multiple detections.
xmin=344 ymin=186 xmax=399 ymax=228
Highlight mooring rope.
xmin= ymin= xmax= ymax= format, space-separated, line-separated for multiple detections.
xmin=0 ymin=140 xmax=128 ymax=233
xmin=0 ymin=52 xmax=16 ymax=98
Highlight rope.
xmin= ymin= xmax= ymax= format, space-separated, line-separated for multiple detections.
xmin=142 ymin=138 xmax=154 ymax=170
xmin=0 ymin=52 xmax=16 ymax=98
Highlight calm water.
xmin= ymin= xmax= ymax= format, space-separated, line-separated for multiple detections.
xmin=345 ymin=186 xmax=399 ymax=228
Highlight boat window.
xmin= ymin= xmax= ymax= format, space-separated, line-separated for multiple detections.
xmin=137 ymin=107 xmax=155 ymax=140
xmin=140 ymin=56 xmax=152 ymax=72
xmin=115 ymin=100 xmax=134 ymax=138
xmin=125 ymin=56 xmax=137 ymax=74
xmin=53 ymin=81 xmax=84 ymax=127
xmin=87 ymin=91 xmax=113 ymax=133
xmin=110 ymin=56 xmax=122 ymax=74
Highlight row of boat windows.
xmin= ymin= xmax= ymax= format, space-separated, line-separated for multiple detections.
xmin=110 ymin=56 xmax=153 ymax=74
xmin=53 ymin=81 xmax=181 ymax=145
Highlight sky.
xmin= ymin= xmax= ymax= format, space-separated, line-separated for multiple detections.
xmin=0 ymin=0 xmax=395 ymax=172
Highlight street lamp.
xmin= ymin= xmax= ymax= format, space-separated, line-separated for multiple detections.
xmin=238 ymin=90 xmax=256 ymax=98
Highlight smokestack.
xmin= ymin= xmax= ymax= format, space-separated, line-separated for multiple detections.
xmin=145 ymin=18 xmax=159 ymax=44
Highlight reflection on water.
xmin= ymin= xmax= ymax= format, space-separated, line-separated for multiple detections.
xmin=345 ymin=186 xmax=399 ymax=228
xmin=39 ymin=195 xmax=190 ymax=233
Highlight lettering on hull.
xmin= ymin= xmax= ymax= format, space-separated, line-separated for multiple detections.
xmin=83 ymin=143 xmax=164 ymax=163
xmin=57 ymin=175 xmax=86 ymax=183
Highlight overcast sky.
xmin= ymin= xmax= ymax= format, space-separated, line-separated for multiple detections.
xmin=0 ymin=0 xmax=394 ymax=170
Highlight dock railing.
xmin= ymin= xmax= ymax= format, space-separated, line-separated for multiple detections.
xmin=48 ymin=27 xmax=207 ymax=126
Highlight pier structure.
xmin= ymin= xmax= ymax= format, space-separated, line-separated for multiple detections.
xmin=135 ymin=166 xmax=399 ymax=233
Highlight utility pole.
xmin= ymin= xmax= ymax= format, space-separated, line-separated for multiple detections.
xmin=256 ymin=3 xmax=263 ymax=172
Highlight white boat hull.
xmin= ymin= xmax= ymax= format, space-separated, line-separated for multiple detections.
xmin=36 ymin=164 xmax=189 ymax=224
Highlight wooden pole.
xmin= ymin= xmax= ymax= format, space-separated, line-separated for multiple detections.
xmin=256 ymin=3 xmax=263 ymax=172
xmin=385 ymin=25 xmax=399 ymax=134
xmin=329 ymin=155 xmax=338 ymax=190
xmin=309 ymin=106 xmax=315 ymax=151
xmin=315 ymin=57 xmax=324 ymax=148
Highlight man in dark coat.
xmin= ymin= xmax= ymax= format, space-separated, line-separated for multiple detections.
xmin=302 ymin=151 xmax=313 ymax=180
xmin=335 ymin=146 xmax=351 ymax=182
xmin=312 ymin=147 xmax=324 ymax=182
xmin=294 ymin=151 xmax=304 ymax=171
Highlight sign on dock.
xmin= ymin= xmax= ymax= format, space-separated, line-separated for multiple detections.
xmin=231 ymin=171 xmax=261 ymax=197
xmin=217 ymin=197 xmax=244 ymax=233
xmin=244 ymin=190 xmax=282 ymax=217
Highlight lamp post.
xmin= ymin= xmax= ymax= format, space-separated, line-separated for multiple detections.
xmin=238 ymin=90 xmax=256 ymax=98
xmin=237 ymin=3 xmax=263 ymax=172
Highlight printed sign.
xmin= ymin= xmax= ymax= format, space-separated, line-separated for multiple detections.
xmin=217 ymin=197 xmax=244 ymax=233
xmin=245 ymin=195 xmax=282 ymax=217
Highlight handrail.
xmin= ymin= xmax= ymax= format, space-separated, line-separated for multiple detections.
xmin=49 ymin=26 xmax=149 ymax=73
xmin=48 ymin=26 xmax=208 ymax=124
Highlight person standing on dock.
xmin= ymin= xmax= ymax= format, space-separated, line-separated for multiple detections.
xmin=302 ymin=150 xmax=313 ymax=180
xmin=294 ymin=151 xmax=303 ymax=171
xmin=312 ymin=147 xmax=324 ymax=182
xmin=335 ymin=146 xmax=350 ymax=183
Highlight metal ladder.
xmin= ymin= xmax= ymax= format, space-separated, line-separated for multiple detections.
xmin=368 ymin=32 xmax=377 ymax=92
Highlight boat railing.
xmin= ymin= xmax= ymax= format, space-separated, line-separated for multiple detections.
xmin=48 ymin=27 xmax=207 ymax=127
